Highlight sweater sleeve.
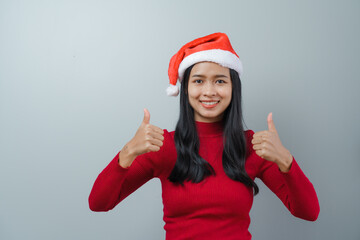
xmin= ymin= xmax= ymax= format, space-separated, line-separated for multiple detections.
xmin=88 ymin=129 xmax=171 ymax=212
xmin=248 ymin=130 xmax=320 ymax=221
xmin=88 ymin=152 xmax=153 ymax=211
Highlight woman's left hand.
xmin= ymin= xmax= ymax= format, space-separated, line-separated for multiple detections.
xmin=251 ymin=113 xmax=293 ymax=172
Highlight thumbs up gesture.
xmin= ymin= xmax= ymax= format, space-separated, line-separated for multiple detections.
xmin=251 ymin=113 xmax=293 ymax=172
xmin=119 ymin=108 xmax=164 ymax=168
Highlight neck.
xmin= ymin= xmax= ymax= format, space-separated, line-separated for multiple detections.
xmin=195 ymin=120 xmax=224 ymax=137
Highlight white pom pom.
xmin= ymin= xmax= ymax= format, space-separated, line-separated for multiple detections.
xmin=166 ymin=85 xmax=179 ymax=96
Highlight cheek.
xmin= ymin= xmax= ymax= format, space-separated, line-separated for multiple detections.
xmin=219 ymin=87 xmax=232 ymax=100
xmin=188 ymin=88 xmax=200 ymax=99
xmin=187 ymin=90 xmax=198 ymax=108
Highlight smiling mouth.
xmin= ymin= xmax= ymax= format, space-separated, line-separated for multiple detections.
xmin=200 ymin=100 xmax=220 ymax=108
xmin=200 ymin=101 xmax=220 ymax=105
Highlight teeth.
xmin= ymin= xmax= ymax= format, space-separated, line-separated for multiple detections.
xmin=201 ymin=101 xmax=219 ymax=105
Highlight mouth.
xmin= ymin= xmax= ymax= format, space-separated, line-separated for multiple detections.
xmin=200 ymin=100 xmax=220 ymax=108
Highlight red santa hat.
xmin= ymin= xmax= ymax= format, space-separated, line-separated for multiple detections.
xmin=166 ymin=32 xmax=243 ymax=96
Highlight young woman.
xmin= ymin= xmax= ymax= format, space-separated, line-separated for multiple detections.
xmin=89 ymin=33 xmax=320 ymax=240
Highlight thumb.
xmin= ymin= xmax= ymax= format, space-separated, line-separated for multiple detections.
xmin=143 ymin=108 xmax=150 ymax=124
xmin=267 ymin=112 xmax=277 ymax=132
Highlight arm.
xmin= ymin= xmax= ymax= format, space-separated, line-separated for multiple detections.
xmin=88 ymin=108 xmax=165 ymax=211
xmin=250 ymin=113 xmax=320 ymax=221
xmin=88 ymin=152 xmax=154 ymax=212
xmin=257 ymin=157 xmax=320 ymax=221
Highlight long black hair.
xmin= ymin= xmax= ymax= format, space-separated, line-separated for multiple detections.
xmin=168 ymin=64 xmax=259 ymax=195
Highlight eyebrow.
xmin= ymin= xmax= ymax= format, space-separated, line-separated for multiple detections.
xmin=191 ymin=74 xmax=229 ymax=78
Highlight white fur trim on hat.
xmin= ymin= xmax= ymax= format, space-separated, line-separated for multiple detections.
xmin=178 ymin=49 xmax=243 ymax=82
xmin=166 ymin=84 xmax=179 ymax=96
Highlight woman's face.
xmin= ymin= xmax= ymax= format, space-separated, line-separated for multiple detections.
xmin=187 ymin=62 xmax=232 ymax=123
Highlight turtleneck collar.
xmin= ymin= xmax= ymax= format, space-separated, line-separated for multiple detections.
xmin=195 ymin=121 xmax=224 ymax=137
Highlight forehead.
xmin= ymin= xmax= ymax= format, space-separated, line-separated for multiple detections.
xmin=190 ymin=62 xmax=230 ymax=76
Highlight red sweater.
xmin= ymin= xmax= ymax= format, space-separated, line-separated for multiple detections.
xmin=89 ymin=121 xmax=320 ymax=240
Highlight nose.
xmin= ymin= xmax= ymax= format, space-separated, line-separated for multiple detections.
xmin=203 ymin=82 xmax=216 ymax=96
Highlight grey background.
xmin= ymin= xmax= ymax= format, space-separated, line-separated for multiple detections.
xmin=1 ymin=0 xmax=359 ymax=239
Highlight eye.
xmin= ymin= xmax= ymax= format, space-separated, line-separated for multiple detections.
xmin=194 ymin=79 xmax=203 ymax=84
xmin=216 ymin=79 xmax=225 ymax=84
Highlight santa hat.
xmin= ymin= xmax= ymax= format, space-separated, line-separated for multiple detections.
xmin=166 ymin=32 xmax=243 ymax=96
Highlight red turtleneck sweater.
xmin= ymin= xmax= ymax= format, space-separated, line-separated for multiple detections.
xmin=89 ymin=121 xmax=320 ymax=240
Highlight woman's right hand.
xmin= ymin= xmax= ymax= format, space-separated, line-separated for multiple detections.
xmin=119 ymin=108 xmax=164 ymax=168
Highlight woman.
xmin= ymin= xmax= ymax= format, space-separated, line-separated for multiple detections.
xmin=89 ymin=33 xmax=320 ymax=240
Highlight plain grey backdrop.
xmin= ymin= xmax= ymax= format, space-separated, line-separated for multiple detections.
xmin=1 ymin=0 xmax=359 ymax=239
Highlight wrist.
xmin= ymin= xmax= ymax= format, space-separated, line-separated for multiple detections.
xmin=119 ymin=143 xmax=137 ymax=168
xmin=124 ymin=140 xmax=138 ymax=157
xmin=276 ymin=149 xmax=293 ymax=173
